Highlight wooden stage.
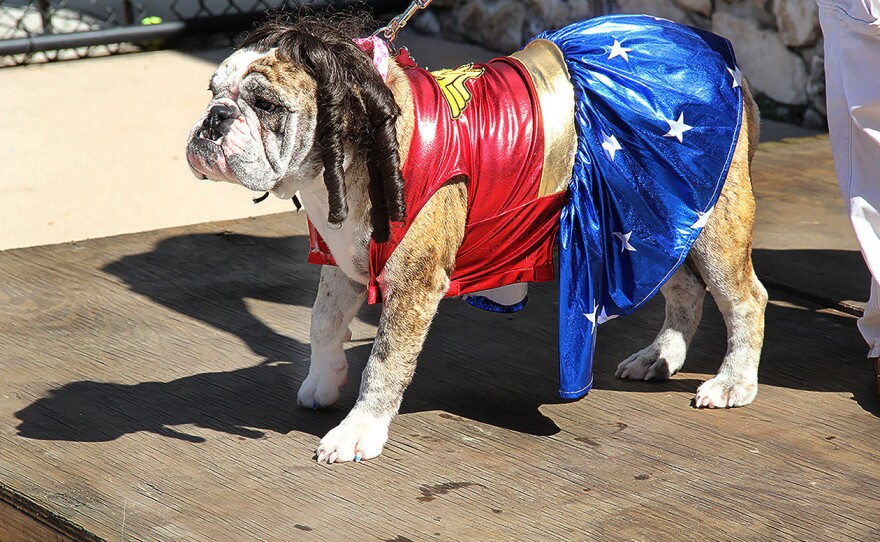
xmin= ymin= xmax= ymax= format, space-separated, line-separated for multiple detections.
xmin=1 ymin=136 xmax=878 ymax=540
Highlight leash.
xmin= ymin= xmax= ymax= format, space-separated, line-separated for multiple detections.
xmin=372 ymin=0 xmax=433 ymax=42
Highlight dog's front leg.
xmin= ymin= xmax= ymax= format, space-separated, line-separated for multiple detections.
xmin=314 ymin=265 xmax=449 ymax=464
xmin=314 ymin=181 xmax=467 ymax=464
xmin=297 ymin=265 xmax=367 ymax=409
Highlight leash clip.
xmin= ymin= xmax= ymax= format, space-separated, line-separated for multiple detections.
xmin=372 ymin=0 xmax=432 ymax=42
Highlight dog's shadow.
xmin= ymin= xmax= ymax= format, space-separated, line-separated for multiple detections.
xmin=13 ymin=233 xmax=878 ymax=444
xmin=14 ymin=231 xmax=570 ymax=443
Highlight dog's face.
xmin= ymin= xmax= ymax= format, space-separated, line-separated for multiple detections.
xmin=186 ymin=49 xmax=320 ymax=198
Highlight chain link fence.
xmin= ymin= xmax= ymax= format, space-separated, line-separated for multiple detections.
xmin=0 ymin=0 xmax=406 ymax=66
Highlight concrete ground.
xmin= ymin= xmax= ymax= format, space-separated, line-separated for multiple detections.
xmin=0 ymin=34 xmax=822 ymax=251
xmin=0 ymin=35 xmax=495 ymax=251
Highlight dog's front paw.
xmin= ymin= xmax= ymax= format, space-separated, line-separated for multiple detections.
xmin=615 ymin=344 xmax=684 ymax=380
xmin=297 ymin=356 xmax=348 ymax=409
xmin=693 ymin=376 xmax=757 ymax=408
xmin=315 ymin=412 xmax=391 ymax=464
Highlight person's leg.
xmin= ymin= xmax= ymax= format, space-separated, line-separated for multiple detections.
xmin=819 ymin=0 xmax=880 ymax=392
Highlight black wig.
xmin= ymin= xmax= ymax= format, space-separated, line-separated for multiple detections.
xmin=240 ymin=12 xmax=406 ymax=242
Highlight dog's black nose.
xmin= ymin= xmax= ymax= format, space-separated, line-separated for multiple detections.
xmin=199 ymin=103 xmax=236 ymax=141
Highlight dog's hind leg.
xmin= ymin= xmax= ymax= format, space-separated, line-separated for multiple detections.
xmin=297 ymin=265 xmax=367 ymax=409
xmin=618 ymin=82 xmax=767 ymax=407
xmin=688 ymin=188 xmax=768 ymax=408
xmin=689 ymin=84 xmax=767 ymax=408
xmin=616 ymin=263 xmax=706 ymax=380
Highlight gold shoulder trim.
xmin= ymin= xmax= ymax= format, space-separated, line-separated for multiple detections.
xmin=510 ymin=39 xmax=577 ymax=198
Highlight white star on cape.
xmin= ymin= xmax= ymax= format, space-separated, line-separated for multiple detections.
xmin=598 ymin=307 xmax=618 ymax=325
xmin=727 ymin=66 xmax=742 ymax=89
xmin=613 ymin=231 xmax=637 ymax=252
xmin=608 ymin=40 xmax=632 ymax=62
xmin=601 ymin=132 xmax=622 ymax=161
xmin=584 ymin=302 xmax=599 ymax=328
xmin=663 ymin=112 xmax=693 ymax=143
xmin=691 ymin=206 xmax=715 ymax=228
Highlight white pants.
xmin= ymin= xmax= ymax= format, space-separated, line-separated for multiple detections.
xmin=819 ymin=0 xmax=880 ymax=356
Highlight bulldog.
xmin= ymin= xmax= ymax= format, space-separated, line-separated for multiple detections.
xmin=186 ymin=13 xmax=767 ymax=464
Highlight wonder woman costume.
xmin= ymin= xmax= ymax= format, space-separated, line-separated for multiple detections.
xmin=310 ymin=15 xmax=744 ymax=399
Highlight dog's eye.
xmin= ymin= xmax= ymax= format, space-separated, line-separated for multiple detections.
xmin=254 ymin=98 xmax=277 ymax=112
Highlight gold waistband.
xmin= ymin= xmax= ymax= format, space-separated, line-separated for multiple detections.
xmin=510 ymin=39 xmax=577 ymax=198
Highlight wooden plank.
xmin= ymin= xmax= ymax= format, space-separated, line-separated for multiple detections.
xmin=0 ymin=496 xmax=75 ymax=542
xmin=0 ymin=138 xmax=879 ymax=540
xmin=751 ymin=135 xmax=870 ymax=311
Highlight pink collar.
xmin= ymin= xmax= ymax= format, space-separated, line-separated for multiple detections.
xmin=353 ymin=36 xmax=391 ymax=81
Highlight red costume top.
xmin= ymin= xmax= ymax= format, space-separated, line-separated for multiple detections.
xmin=309 ymin=41 xmax=577 ymax=304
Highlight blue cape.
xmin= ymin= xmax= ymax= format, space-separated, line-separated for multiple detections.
xmin=540 ymin=16 xmax=743 ymax=398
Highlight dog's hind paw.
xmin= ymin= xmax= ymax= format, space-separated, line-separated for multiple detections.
xmin=315 ymin=412 xmax=391 ymax=464
xmin=615 ymin=346 xmax=682 ymax=380
xmin=693 ymin=376 xmax=757 ymax=408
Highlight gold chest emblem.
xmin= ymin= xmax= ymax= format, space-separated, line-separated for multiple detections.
xmin=430 ymin=63 xmax=486 ymax=120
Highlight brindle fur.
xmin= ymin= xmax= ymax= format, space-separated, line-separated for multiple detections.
xmin=190 ymin=23 xmax=766 ymax=464
xmin=307 ymin=67 xmax=765 ymax=463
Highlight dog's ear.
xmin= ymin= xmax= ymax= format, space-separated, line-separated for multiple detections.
xmin=239 ymin=15 xmax=406 ymax=242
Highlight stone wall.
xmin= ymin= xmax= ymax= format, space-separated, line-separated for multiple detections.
xmin=411 ymin=0 xmax=826 ymax=127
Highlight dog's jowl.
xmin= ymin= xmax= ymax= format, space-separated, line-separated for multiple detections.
xmin=186 ymin=13 xmax=767 ymax=463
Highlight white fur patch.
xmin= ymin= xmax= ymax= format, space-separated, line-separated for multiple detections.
xmin=298 ymin=189 xmax=371 ymax=285
xmin=297 ymin=354 xmax=348 ymax=408
xmin=315 ymin=411 xmax=392 ymax=463
xmin=212 ymin=49 xmax=270 ymax=97
xmin=694 ymin=375 xmax=758 ymax=408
